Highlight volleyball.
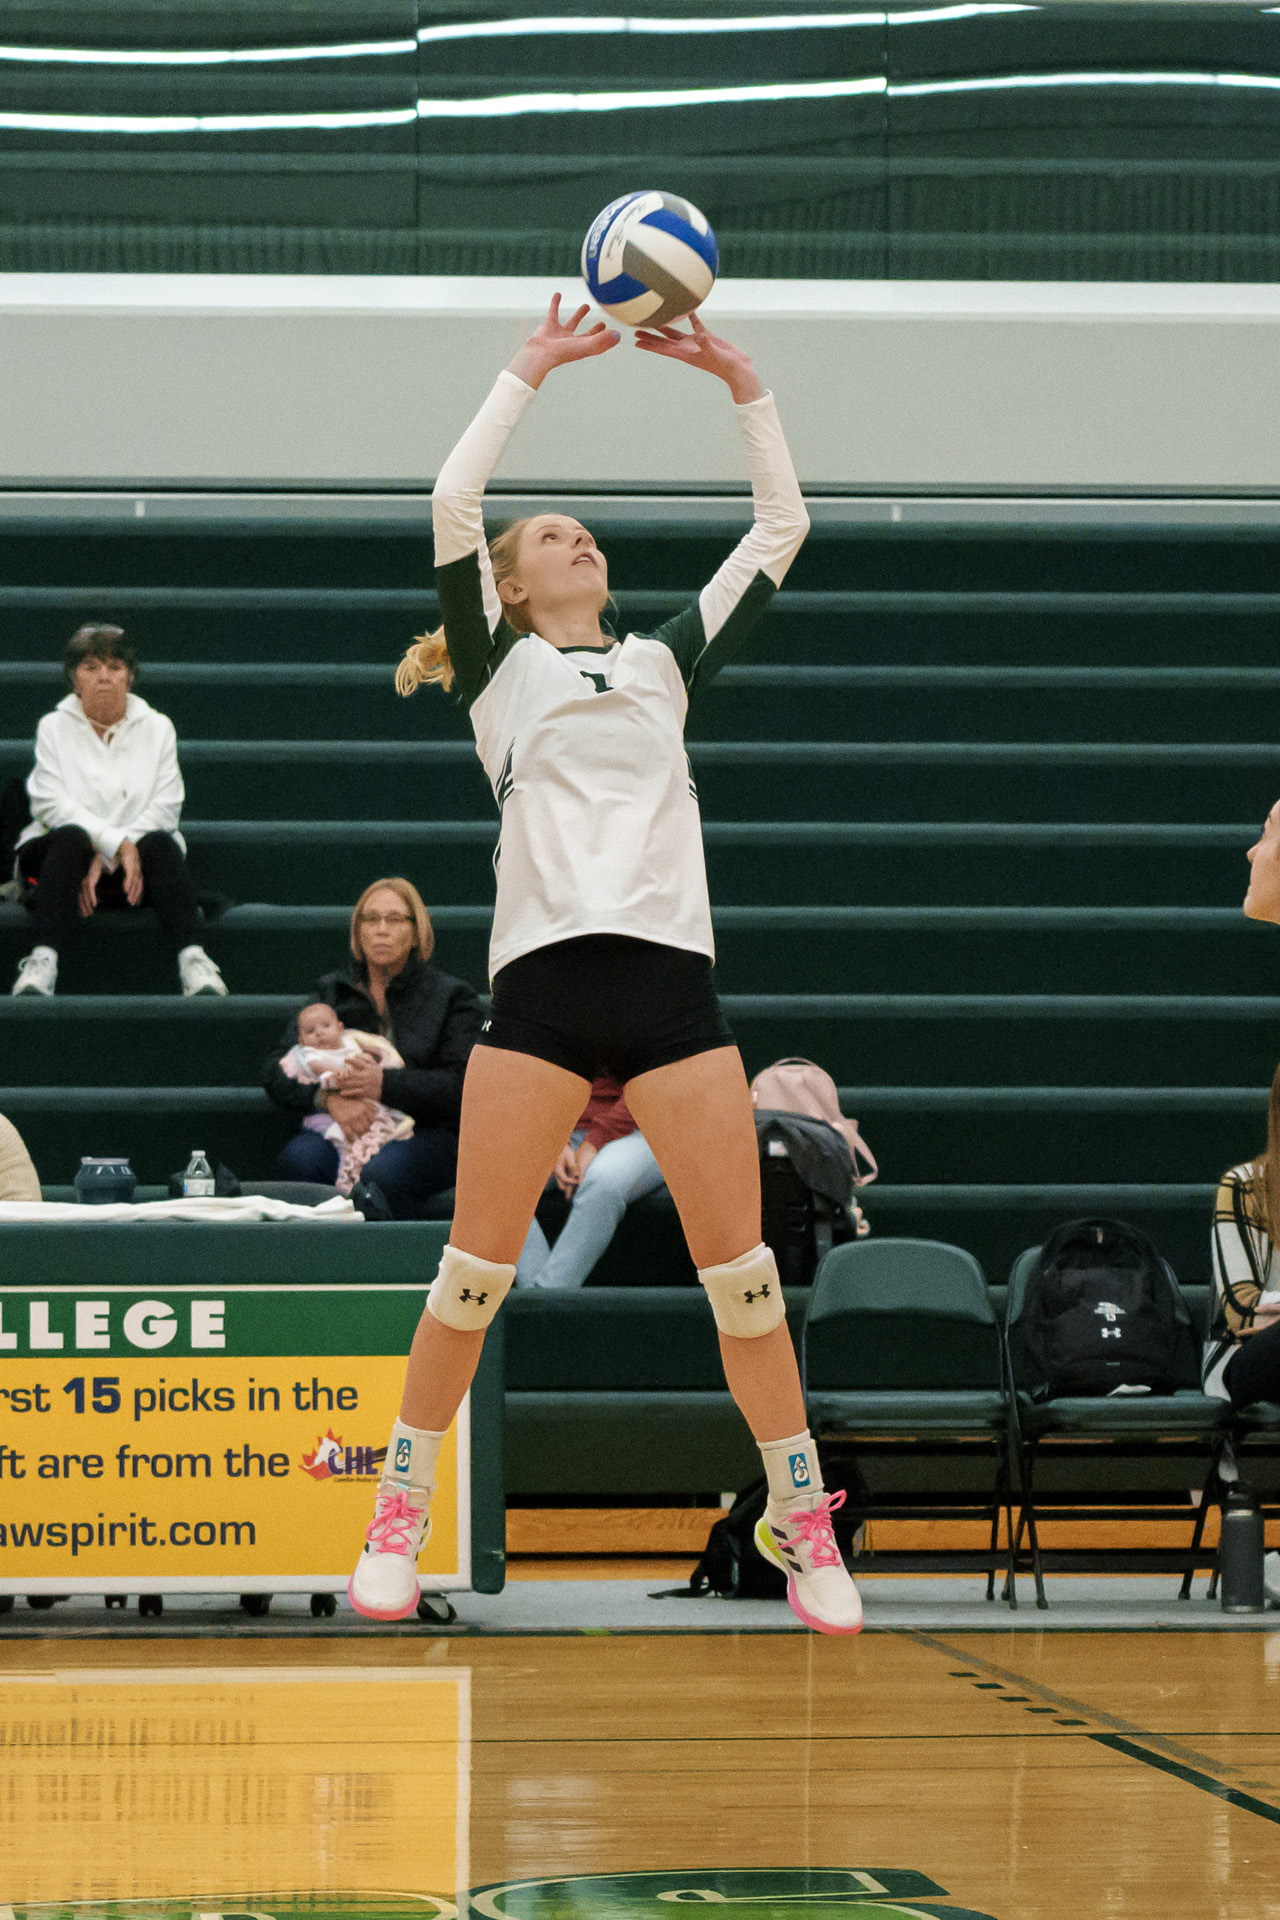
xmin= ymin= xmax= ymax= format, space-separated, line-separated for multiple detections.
xmin=581 ymin=190 xmax=719 ymax=329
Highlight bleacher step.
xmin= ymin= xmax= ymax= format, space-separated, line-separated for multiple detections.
xmin=2 ymin=900 xmax=1269 ymax=997
xmin=127 ymin=817 xmax=1260 ymax=908
xmin=863 ymin=1182 xmax=1217 ymax=1286
xmin=4 ymin=661 xmax=1277 ymax=743
xmin=5 ymin=737 xmax=1273 ymax=827
xmin=1 ymin=1081 xmax=1263 ymax=1191
xmin=3 ymin=992 xmax=1276 ymax=1091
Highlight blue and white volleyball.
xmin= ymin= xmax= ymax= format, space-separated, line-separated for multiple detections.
xmin=581 ymin=190 xmax=718 ymax=329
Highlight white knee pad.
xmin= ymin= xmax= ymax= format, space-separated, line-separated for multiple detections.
xmin=699 ymin=1243 xmax=786 ymax=1339
xmin=427 ymin=1245 xmax=516 ymax=1332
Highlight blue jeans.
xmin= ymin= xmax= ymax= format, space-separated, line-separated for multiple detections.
xmin=276 ymin=1125 xmax=458 ymax=1221
xmin=515 ymin=1130 xmax=665 ymax=1290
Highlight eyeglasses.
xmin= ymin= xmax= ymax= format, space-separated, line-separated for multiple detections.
xmin=359 ymin=911 xmax=415 ymax=928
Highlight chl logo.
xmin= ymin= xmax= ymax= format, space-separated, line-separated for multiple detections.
xmin=301 ymin=1429 xmax=378 ymax=1480
xmin=788 ymin=1451 xmax=811 ymax=1489
xmin=1095 ymin=1301 xmax=1125 ymax=1341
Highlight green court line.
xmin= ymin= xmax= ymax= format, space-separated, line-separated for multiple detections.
xmin=912 ymin=1629 xmax=1280 ymax=1818
xmin=1091 ymin=1732 xmax=1280 ymax=1826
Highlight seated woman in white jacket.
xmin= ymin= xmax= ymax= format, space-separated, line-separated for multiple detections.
xmin=10 ymin=624 xmax=226 ymax=997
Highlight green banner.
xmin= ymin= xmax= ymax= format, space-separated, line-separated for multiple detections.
xmin=0 ymin=1285 xmax=422 ymax=1359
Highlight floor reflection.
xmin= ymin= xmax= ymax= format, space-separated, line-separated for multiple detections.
xmin=0 ymin=1632 xmax=1278 ymax=1919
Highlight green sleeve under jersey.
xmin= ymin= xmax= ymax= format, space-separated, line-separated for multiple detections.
xmin=647 ymin=568 xmax=779 ymax=702
xmin=435 ymin=550 xmax=524 ymax=712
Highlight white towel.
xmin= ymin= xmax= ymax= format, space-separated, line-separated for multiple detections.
xmin=0 ymin=1195 xmax=363 ymax=1224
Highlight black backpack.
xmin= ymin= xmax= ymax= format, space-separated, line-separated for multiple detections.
xmin=655 ymin=1451 xmax=869 ymax=1601
xmin=757 ymin=1116 xmax=861 ymax=1288
xmin=760 ymin=1150 xmax=847 ymax=1288
xmin=1010 ymin=1217 xmax=1195 ymax=1402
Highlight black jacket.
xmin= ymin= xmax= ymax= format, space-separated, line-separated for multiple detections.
xmin=262 ymin=953 xmax=483 ymax=1131
xmin=754 ymin=1109 xmax=855 ymax=1208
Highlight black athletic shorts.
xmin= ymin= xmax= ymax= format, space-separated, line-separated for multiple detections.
xmin=478 ymin=933 xmax=736 ymax=1083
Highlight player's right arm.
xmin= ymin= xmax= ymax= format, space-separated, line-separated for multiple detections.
xmin=633 ymin=316 xmax=809 ymax=701
xmin=432 ymin=375 xmax=536 ymax=707
xmin=433 ymin=297 xmax=619 ymax=707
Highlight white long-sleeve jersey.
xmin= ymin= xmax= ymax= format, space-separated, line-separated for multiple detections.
xmin=431 ymin=370 xmax=809 ymax=981
xmin=19 ymin=692 xmax=186 ymax=870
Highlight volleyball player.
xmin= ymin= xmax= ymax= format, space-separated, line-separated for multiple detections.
xmin=349 ymin=296 xmax=861 ymax=1634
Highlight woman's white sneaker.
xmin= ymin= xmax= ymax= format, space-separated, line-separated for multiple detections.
xmin=178 ymin=946 xmax=228 ymax=996
xmin=755 ymin=1488 xmax=863 ymax=1634
xmin=348 ymin=1485 xmax=432 ymax=1620
xmin=11 ymin=947 xmax=57 ymax=996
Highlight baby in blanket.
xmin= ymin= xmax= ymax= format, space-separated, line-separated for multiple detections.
xmin=281 ymin=1002 xmax=413 ymax=1195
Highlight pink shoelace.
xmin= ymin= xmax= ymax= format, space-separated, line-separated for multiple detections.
xmin=365 ymin=1488 xmax=424 ymax=1556
xmin=785 ymin=1489 xmax=845 ymax=1569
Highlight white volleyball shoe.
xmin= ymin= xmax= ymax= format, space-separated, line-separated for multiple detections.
xmin=755 ymin=1488 xmax=864 ymax=1635
xmin=348 ymin=1484 xmax=433 ymax=1621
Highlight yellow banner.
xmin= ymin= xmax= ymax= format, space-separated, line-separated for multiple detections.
xmin=0 ymin=1356 xmax=461 ymax=1585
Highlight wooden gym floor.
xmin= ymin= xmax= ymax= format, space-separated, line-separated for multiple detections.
xmin=1 ymin=1629 xmax=1277 ymax=1917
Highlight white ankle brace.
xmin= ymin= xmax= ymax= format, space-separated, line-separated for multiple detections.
xmin=698 ymin=1242 xmax=786 ymax=1338
xmin=760 ymin=1428 xmax=822 ymax=1509
xmin=427 ymin=1244 xmax=516 ymax=1332
xmin=382 ymin=1418 xmax=445 ymax=1495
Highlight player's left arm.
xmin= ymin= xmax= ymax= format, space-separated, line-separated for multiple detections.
xmin=636 ymin=317 xmax=810 ymax=696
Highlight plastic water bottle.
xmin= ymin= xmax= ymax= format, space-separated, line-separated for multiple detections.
xmin=1219 ymin=1486 xmax=1266 ymax=1613
xmin=182 ymin=1149 xmax=216 ymax=1199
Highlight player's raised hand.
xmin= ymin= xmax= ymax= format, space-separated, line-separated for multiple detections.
xmin=634 ymin=312 xmax=764 ymax=404
xmin=509 ymin=295 xmax=621 ymax=389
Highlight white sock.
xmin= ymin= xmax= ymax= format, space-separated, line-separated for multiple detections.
xmin=759 ymin=1428 xmax=823 ymax=1513
xmin=381 ymin=1417 xmax=445 ymax=1499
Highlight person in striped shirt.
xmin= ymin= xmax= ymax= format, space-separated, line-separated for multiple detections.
xmin=1206 ymin=1088 xmax=1280 ymax=1602
xmin=1202 ymin=817 xmax=1280 ymax=1599
xmin=348 ymin=297 xmax=861 ymax=1635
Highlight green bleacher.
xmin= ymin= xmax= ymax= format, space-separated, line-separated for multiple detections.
xmin=2 ymin=508 xmax=1276 ymax=1283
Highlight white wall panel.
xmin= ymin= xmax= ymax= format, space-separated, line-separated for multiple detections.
xmin=0 ymin=274 xmax=1275 ymax=491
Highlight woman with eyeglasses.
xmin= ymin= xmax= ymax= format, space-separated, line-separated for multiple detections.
xmin=262 ymin=876 xmax=483 ymax=1218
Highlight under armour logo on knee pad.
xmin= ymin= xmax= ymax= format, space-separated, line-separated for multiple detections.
xmin=699 ymin=1246 xmax=785 ymax=1339
xmin=428 ymin=1248 xmax=514 ymax=1331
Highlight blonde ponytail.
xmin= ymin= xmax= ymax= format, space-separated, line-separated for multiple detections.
xmin=397 ymin=625 xmax=454 ymax=697
xmin=396 ymin=517 xmax=538 ymax=698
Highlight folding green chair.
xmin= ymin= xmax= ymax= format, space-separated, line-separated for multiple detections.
xmin=803 ymin=1238 xmax=1016 ymax=1606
